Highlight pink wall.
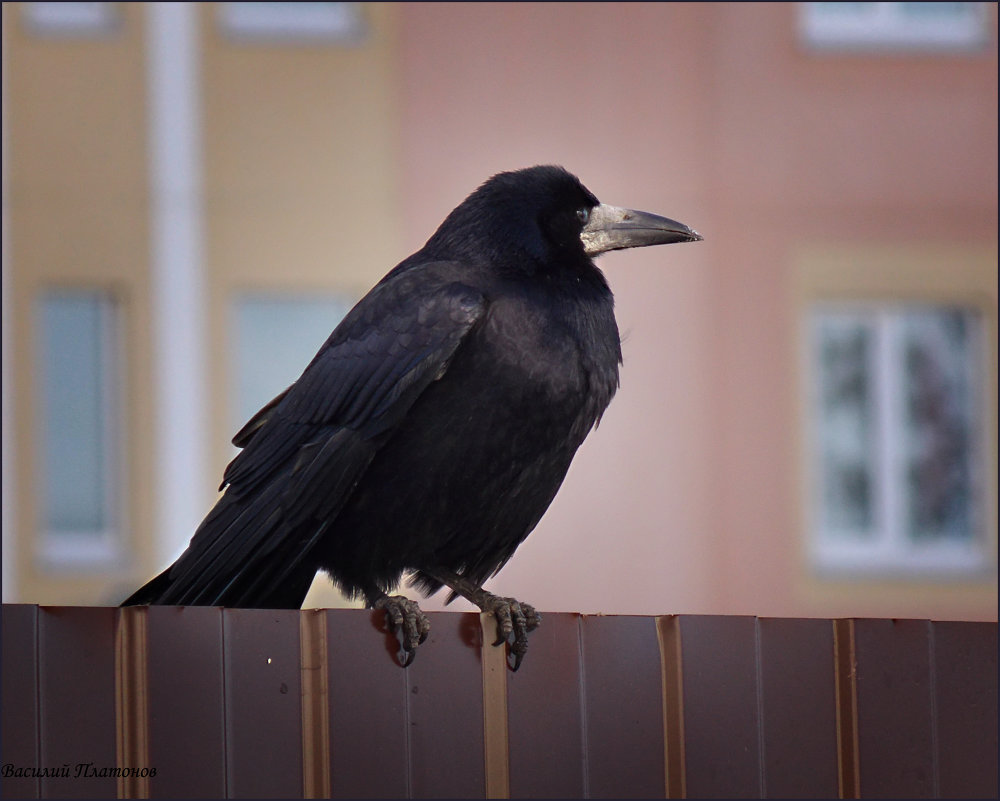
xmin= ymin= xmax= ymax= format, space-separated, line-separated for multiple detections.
xmin=397 ymin=3 xmax=998 ymax=619
xmin=398 ymin=3 xmax=719 ymax=616
xmin=705 ymin=5 xmax=997 ymax=619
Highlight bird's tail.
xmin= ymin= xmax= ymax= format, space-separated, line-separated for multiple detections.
xmin=120 ymin=568 xmax=174 ymax=606
xmin=118 ymin=484 xmax=320 ymax=610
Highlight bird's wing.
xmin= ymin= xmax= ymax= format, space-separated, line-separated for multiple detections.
xmin=223 ymin=269 xmax=486 ymax=494
xmin=155 ymin=267 xmax=486 ymax=606
xmin=231 ymin=385 xmax=290 ymax=448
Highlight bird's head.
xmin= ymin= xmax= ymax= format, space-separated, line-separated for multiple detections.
xmin=422 ymin=165 xmax=702 ymax=275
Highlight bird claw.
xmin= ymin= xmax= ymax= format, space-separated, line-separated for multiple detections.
xmin=482 ymin=596 xmax=541 ymax=672
xmin=373 ymin=595 xmax=430 ymax=667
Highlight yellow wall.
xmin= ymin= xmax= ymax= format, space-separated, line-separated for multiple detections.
xmin=5 ymin=2 xmax=154 ymax=604
xmin=4 ymin=3 xmax=402 ymax=605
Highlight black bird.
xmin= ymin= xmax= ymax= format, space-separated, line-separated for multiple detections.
xmin=122 ymin=166 xmax=701 ymax=668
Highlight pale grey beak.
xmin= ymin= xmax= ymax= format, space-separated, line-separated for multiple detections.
xmin=580 ymin=203 xmax=702 ymax=256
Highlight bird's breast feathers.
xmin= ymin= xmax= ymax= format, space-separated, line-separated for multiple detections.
xmin=473 ymin=289 xmax=619 ymax=409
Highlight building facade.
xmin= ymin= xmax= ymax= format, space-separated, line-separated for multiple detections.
xmin=3 ymin=3 xmax=997 ymax=620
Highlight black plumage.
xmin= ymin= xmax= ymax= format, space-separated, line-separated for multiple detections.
xmin=122 ymin=165 xmax=701 ymax=667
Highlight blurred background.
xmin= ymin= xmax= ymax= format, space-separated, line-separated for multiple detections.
xmin=2 ymin=2 xmax=996 ymax=621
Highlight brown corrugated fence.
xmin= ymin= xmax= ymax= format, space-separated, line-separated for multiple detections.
xmin=1 ymin=605 xmax=996 ymax=798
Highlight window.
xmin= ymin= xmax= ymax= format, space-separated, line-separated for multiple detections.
xmin=21 ymin=2 xmax=118 ymax=37
xmin=799 ymin=2 xmax=991 ymax=52
xmin=806 ymin=302 xmax=988 ymax=576
xmin=217 ymin=2 xmax=366 ymax=43
xmin=231 ymin=293 xmax=353 ymax=435
xmin=35 ymin=291 xmax=123 ymax=567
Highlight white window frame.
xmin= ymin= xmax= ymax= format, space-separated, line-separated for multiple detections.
xmin=217 ymin=2 xmax=366 ymax=44
xmin=799 ymin=2 xmax=991 ymax=52
xmin=35 ymin=291 xmax=126 ymax=570
xmin=805 ymin=301 xmax=989 ymax=578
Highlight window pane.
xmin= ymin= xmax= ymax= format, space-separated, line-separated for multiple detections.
xmin=800 ymin=1 xmax=989 ymax=51
xmin=900 ymin=307 xmax=982 ymax=543
xmin=22 ymin=2 xmax=117 ymax=36
xmin=811 ymin=3 xmax=875 ymax=16
xmin=813 ymin=312 xmax=878 ymax=536
xmin=898 ymin=3 xmax=978 ymax=20
xmin=36 ymin=291 xmax=118 ymax=537
xmin=232 ymin=293 xmax=353 ymax=433
xmin=809 ymin=300 xmax=988 ymax=577
xmin=218 ymin=2 xmax=365 ymax=42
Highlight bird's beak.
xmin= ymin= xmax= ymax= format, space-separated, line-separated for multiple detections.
xmin=580 ymin=203 xmax=703 ymax=256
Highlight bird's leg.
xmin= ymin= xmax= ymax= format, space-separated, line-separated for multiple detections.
xmin=427 ymin=570 xmax=541 ymax=671
xmin=368 ymin=590 xmax=430 ymax=667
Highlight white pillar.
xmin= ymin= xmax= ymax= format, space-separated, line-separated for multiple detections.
xmin=145 ymin=3 xmax=209 ymax=566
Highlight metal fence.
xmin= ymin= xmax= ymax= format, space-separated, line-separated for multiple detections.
xmin=1 ymin=605 xmax=996 ymax=799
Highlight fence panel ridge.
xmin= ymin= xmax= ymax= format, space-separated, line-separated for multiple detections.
xmin=115 ymin=606 xmax=150 ymax=799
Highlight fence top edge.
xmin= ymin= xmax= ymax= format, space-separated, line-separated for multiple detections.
xmin=3 ymin=603 xmax=996 ymax=627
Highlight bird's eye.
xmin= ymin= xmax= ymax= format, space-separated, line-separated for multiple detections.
xmin=576 ymin=208 xmax=590 ymax=225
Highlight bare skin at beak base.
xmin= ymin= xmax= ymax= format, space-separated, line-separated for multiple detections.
xmin=581 ymin=203 xmax=703 ymax=256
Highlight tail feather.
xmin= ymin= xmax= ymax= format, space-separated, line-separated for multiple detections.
xmin=162 ymin=486 xmax=285 ymax=605
xmin=119 ymin=484 xmax=318 ymax=609
xmin=119 ymin=425 xmax=376 ymax=610
xmin=120 ymin=568 xmax=174 ymax=607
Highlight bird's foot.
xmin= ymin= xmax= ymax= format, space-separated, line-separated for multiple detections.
xmin=479 ymin=593 xmax=541 ymax=671
xmin=372 ymin=594 xmax=430 ymax=667
xmin=425 ymin=570 xmax=541 ymax=671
